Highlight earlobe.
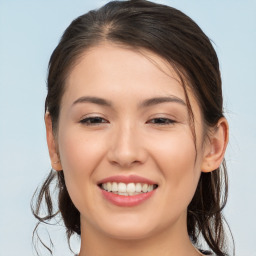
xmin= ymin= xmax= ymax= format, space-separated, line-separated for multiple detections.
xmin=45 ymin=113 xmax=62 ymax=171
xmin=201 ymin=117 xmax=229 ymax=173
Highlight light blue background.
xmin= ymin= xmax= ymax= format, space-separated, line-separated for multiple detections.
xmin=0 ymin=0 xmax=255 ymax=255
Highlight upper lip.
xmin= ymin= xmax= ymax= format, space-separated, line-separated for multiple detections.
xmin=98 ymin=175 xmax=157 ymax=185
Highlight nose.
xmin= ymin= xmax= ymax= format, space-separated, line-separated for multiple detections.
xmin=107 ymin=123 xmax=147 ymax=169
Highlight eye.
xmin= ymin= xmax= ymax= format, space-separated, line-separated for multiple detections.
xmin=147 ymin=117 xmax=176 ymax=125
xmin=80 ymin=116 xmax=108 ymax=126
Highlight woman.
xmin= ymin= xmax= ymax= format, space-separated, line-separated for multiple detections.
xmin=32 ymin=0 xmax=234 ymax=255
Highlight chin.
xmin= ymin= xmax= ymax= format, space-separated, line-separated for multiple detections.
xmin=93 ymin=212 xmax=164 ymax=241
xmin=104 ymin=225 xmax=156 ymax=241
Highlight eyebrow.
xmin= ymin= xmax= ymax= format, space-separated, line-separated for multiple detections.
xmin=72 ymin=95 xmax=186 ymax=108
xmin=72 ymin=96 xmax=112 ymax=107
xmin=139 ymin=96 xmax=186 ymax=108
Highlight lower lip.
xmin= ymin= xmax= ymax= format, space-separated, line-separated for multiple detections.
xmin=101 ymin=189 xmax=156 ymax=207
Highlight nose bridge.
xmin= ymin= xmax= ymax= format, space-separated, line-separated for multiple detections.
xmin=108 ymin=120 xmax=146 ymax=168
xmin=117 ymin=121 xmax=136 ymax=151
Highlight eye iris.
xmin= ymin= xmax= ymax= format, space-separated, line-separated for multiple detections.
xmin=81 ymin=117 xmax=106 ymax=124
xmin=89 ymin=117 xmax=103 ymax=123
xmin=153 ymin=118 xmax=170 ymax=124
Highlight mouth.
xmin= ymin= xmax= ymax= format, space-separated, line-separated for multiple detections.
xmin=97 ymin=175 xmax=159 ymax=206
xmin=98 ymin=182 xmax=158 ymax=196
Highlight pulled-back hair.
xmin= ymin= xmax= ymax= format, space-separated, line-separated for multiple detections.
xmin=31 ymin=0 xmax=234 ymax=255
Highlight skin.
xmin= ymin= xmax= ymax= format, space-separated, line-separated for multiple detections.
xmin=45 ymin=43 xmax=228 ymax=256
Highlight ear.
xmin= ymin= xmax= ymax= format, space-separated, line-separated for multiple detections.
xmin=45 ymin=112 xmax=63 ymax=171
xmin=201 ymin=117 xmax=229 ymax=173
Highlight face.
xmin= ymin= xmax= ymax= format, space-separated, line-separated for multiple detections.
xmin=49 ymin=43 xmax=211 ymax=240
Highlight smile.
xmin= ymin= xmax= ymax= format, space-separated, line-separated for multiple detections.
xmin=100 ymin=182 xmax=158 ymax=196
xmin=98 ymin=175 xmax=158 ymax=207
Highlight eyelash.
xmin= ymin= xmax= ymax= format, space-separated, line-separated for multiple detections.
xmin=80 ymin=116 xmax=176 ymax=126
xmin=147 ymin=117 xmax=176 ymax=125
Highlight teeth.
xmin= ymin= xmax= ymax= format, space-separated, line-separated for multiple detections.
xmin=127 ymin=183 xmax=136 ymax=193
xmin=135 ymin=183 xmax=142 ymax=193
xmin=107 ymin=182 xmax=112 ymax=192
xmin=147 ymin=184 xmax=153 ymax=192
xmin=119 ymin=192 xmax=128 ymax=196
xmin=142 ymin=184 xmax=148 ymax=193
xmin=100 ymin=182 xmax=156 ymax=195
xmin=118 ymin=182 xmax=126 ymax=193
xmin=112 ymin=182 xmax=118 ymax=192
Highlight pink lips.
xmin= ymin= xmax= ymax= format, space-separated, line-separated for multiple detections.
xmin=98 ymin=175 xmax=158 ymax=207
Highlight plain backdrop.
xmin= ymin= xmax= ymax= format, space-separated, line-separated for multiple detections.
xmin=0 ymin=0 xmax=255 ymax=255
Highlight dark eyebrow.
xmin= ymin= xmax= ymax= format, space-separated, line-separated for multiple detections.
xmin=72 ymin=96 xmax=186 ymax=108
xmin=72 ymin=96 xmax=112 ymax=107
xmin=139 ymin=96 xmax=186 ymax=108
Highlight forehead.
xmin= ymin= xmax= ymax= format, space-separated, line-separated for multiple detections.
xmin=62 ymin=43 xmax=199 ymax=112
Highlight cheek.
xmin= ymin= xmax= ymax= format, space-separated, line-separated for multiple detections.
xmin=150 ymin=129 xmax=197 ymax=171
xmin=58 ymin=126 xmax=106 ymax=173
xmin=150 ymin=130 xmax=201 ymax=204
xmin=57 ymin=127 xmax=106 ymax=209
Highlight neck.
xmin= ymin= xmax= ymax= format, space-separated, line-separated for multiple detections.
xmin=78 ymin=213 xmax=201 ymax=256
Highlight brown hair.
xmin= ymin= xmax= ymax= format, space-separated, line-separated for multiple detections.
xmin=31 ymin=0 xmax=234 ymax=255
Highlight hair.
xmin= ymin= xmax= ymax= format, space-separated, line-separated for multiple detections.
xmin=31 ymin=0 xmax=234 ymax=255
